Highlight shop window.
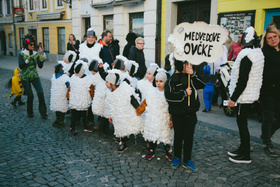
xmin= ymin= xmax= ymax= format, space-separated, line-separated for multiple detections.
xmin=129 ymin=12 xmax=144 ymax=37
xmin=103 ymin=15 xmax=114 ymax=34
xmin=9 ymin=34 xmax=13 ymax=48
xmin=6 ymin=0 xmax=11 ymax=15
xmin=57 ymin=27 xmax=65 ymax=54
xmin=19 ymin=28 xmax=25 ymax=49
xmin=43 ymin=28 xmax=49 ymax=52
xmin=29 ymin=0 xmax=34 ymax=11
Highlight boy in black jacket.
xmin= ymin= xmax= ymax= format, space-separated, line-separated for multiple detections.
xmin=164 ymin=59 xmax=205 ymax=172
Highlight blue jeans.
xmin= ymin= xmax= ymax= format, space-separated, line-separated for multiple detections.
xmin=22 ymin=77 xmax=47 ymax=116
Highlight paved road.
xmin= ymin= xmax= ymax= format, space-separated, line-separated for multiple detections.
xmin=0 ymin=56 xmax=280 ymax=186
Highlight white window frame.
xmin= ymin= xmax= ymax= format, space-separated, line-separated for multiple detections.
xmin=28 ymin=0 xmax=35 ymax=12
xmin=40 ymin=0 xmax=48 ymax=10
xmin=55 ymin=0 xmax=64 ymax=10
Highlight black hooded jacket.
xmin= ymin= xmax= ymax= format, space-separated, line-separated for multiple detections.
xmin=123 ymin=32 xmax=138 ymax=58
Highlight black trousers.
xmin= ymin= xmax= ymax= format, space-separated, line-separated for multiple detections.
xmin=100 ymin=117 xmax=109 ymax=134
xmin=261 ymin=96 xmax=280 ymax=145
xmin=22 ymin=78 xmax=47 ymax=116
xmin=56 ymin=111 xmax=65 ymax=121
xmin=70 ymin=109 xmax=87 ymax=130
xmin=236 ymin=104 xmax=252 ymax=156
xmin=172 ymin=113 xmax=197 ymax=162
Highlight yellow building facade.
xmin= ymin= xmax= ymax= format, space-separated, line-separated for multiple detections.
xmin=218 ymin=0 xmax=280 ymax=40
xmin=14 ymin=0 xmax=73 ymax=62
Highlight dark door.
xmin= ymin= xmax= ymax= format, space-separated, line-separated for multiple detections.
xmin=84 ymin=17 xmax=90 ymax=33
xmin=177 ymin=0 xmax=211 ymax=24
xmin=0 ymin=31 xmax=7 ymax=55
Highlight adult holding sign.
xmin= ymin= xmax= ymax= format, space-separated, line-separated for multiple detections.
xmin=165 ymin=22 xmax=227 ymax=171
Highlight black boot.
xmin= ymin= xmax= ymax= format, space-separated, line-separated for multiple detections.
xmin=11 ymin=101 xmax=17 ymax=107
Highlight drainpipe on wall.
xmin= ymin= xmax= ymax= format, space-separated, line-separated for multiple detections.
xmin=11 ymin=0 xmax=17 ymax=56
xmin=155 ymin=0 xmax=162 ymax=66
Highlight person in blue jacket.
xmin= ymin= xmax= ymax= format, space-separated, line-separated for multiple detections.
xmin=202 ymin=64 xmax=215 ymax=112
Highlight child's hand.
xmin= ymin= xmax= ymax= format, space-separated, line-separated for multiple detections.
xmin=168 ymin=121 xmax=173 ymax=129
xmin=109 ymin=118 xmax=113 ymax=123
xmin=99 ymin=63 xmax=103 ymax=68
xmin=186 ymin=87 xmax=192 ymax=96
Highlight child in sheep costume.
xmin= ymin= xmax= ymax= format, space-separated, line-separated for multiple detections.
xmin=227 ymin=26 xmax=264 ymax=164
xmin=68 ymin=60 xmax=93 ymax=135
xmin=137 ymin=63 xmax=159 ymax=102
xmin=142 ymin=68 xmax=174 ymax=161
xmin=50 ymin=63 xmax=70 ymax=128
xmin=126 ymin=60 xmax=139 ymax=90
xmin=104 ymin=69 xmax=143 ymax=152
xmin=59 ymin=51 xmax=77 ymax=76
xmin=88 ymin=57 xmax=111 ymax=134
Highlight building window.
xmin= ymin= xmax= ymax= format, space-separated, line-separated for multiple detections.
xmin=43 ymin=28 xmax=49 ymax=52
xmin=57 ymin=27 xmax=65 ymax=54
xmin=57 ymin=0 xmax=63 ymax=7
xmin=42 ymin=0 xmax=47 ymax=9
xmin=103 ymin=15 xmax=114 ymax=34
xmin=7 ymin=0 xmax=11 ymax=15
xmin=129 ymin=12 xmax=144 ymax=37
xmin=9 ymin=34 xmax=13 ymax=48
xmin=29 ymin=0 xmax=34 ymax=11
xmin=19 ymin=28 xmax=25 ymax=49
xmin=19 ymin=0 xmax=23 ymax=8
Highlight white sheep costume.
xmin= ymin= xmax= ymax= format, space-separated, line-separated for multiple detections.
xmin=69 ymin=60 xmax=92 ymax=111
xmin=126 ymin=60 xmax=139 ymax=89
xmin=105 ymin=69 xmax=143 ymax=138
xmin=143 ymin=68 xmax=174 ymax=145
xmin=91 ymin=63 xmax=110 ymax=117
xmin=229 ymin=27 xmax=264 ymax=104
xmin=50 ymin=71 xmax=70 ymax=113
xmin=79 ymin=29 xmax=103 ymax=63
xmin=58 ymin=50 xmax=77 ymax=74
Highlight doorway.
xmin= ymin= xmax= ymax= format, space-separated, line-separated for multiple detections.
xmin=0 ymin=31 xmax=7 ymax=55
xmin=177 ymin=0 xmax=211 ymax=24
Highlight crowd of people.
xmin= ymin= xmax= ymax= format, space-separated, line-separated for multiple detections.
xmin=9 ymin=24 xmax=280 ymax=172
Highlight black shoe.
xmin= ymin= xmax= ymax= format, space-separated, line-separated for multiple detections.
xmin=212 ymin=103 xmax=218 ymax=106
xmin=118 ymin=143 xmax=128 ymax=153
xmin=58 ymin=121 xmax=65 ymax=128
xmin=145 ymin=150 xmax=155 ymax=160
xmin=52 ymin=119 xmax=60 ymax=127
xmin=11 ymin=101 xmax=16 ymax=107
xmin=70 ymin=128 xmax=78 ymax=135
xmin=264 ymin=144 xmax=278 ymax=158
xmin=18 ymin=101 xmax=25 ymax=106
xmin=227 ymin=148 xmax=241 ymax=157
xmin=202 ymin=109 xmax=209 ymax=112
xmin=28 ymin=113 xmax=34 ymax=118
xmin=41 ymin=114 xmax=48 ymax=119
xmin=229 ymin=154 xmax=251 ymax=164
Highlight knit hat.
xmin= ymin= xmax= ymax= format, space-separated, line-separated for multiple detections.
xmin=87 ymin=28 xmax=96 ymax=37
xmin=54 ymin=63 xmax=64 ymax=74
xmin=89 ymin=57 xmax=103 ymax=72
xmin=113 ymin=55 xmax=128 ymax=70
xmin=64 ymin=51 xmax=77 ymax=63
xmin=126 ymin=60 xmax=139 ymax=75
xmin=155 ymin=68 xmax=169 ymax=82
xmin=23 ymin=34 xmax=36 ymax=49
xmin=105 ymin=69 xmax=122 ymax=86
xmin=174 ymin=59 xmax=188 ymax=72
xmin=147 ymin=63 xmax=159 ymax=76
xmin=74 ymin=60 xmax=88 ymax=75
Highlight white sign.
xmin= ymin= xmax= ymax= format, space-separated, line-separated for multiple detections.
xmin=168 ymin=22 xmax=228 ymax=65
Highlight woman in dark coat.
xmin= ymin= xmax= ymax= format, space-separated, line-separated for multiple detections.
xmin=123 ymin=32 xmax=138 ymax=58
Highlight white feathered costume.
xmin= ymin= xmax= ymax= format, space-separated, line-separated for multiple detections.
xmin=50 ymin=73 xmax=70 ymax=113
xmin=69 ymin=61 xmax=92 ymax=111
xmin=105 ymin=69 xmax=143 ymax=138
xmin=143 ymin=69 xmax=173 ymax=145
xmin=91 ymin=63 xmax=110 ymax=117
xmin=79 ymin=42 xmax=103 ymax=63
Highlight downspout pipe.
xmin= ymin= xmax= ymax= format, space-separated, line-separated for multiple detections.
xmin=12 ymin=0 xmax=17 ymax=56
xmin=155 ymin=0 xmax=162 ymax=66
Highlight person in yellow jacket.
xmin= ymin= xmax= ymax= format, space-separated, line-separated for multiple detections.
xmin=8 ymin=68 xmax=25 ymax=107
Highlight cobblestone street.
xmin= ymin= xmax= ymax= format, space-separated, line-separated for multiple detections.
xmin=1 ymin=67 xmax=280 ymax=186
